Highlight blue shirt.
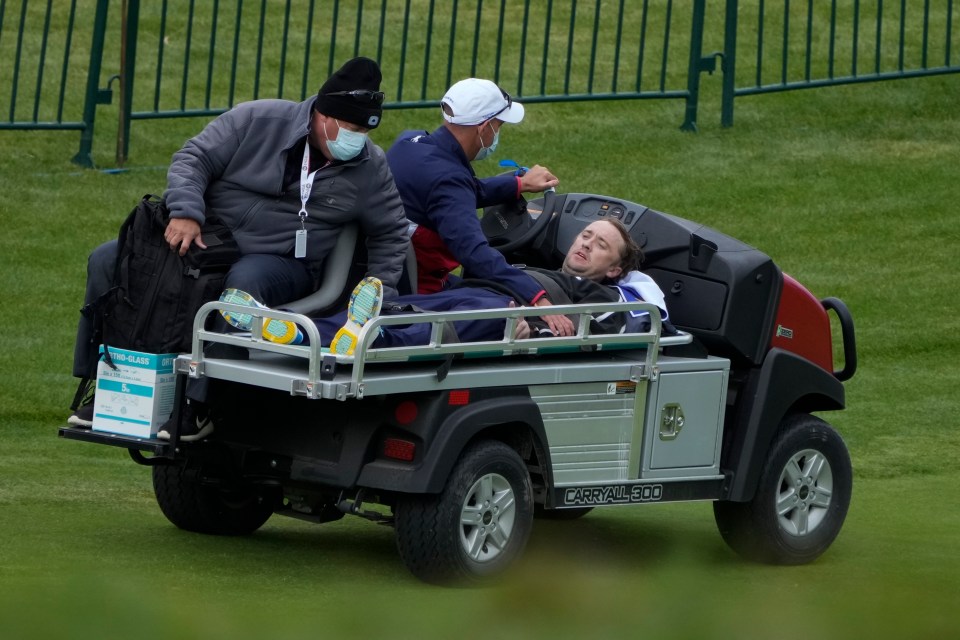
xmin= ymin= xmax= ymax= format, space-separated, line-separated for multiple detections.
xmin=386 ymin=126 xmax=545 ymax=303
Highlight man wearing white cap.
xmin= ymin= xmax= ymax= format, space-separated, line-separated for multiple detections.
xmin=387 ymin=78 xmax=572 ymax=336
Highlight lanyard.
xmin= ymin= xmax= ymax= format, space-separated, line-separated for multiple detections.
xmin=299 ymin=142 xmax=319 ymax=228
xmin=295 ymin=142 xmax=321 ymax=258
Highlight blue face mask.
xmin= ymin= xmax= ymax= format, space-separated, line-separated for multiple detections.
xmin=326 ymin=120 xmax=367 ymax=161
xmin=474 ymin=123 xmax=499 ymax=161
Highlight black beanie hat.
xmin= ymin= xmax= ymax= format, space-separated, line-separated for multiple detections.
xmin=315 ymin=57 xmax=383 ymax=129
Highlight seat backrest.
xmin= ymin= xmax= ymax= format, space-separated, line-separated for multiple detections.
xmin=396 ymin=242 xmax=418 ymax=296
xmin=283 ymin=224 xmax=419 ymax=315
xmin=282 ymin=223 xmax=359 ymax=315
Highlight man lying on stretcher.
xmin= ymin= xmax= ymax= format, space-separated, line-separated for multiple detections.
xmin=219 ymin=218 xmax=671 ymax=354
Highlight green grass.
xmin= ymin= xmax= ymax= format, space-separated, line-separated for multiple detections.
xmin=1 ymin=55 xmax=959 ymax=640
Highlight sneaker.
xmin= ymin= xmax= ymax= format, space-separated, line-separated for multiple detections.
xmin=67 ymin=402 xmax=95 ymax=428
xmin=219 ymin=288 xmax=303 ymax=345
xmin=157 ymin=401 xmax=215 ymax=442
xmin=331 ymin=277 xmax=383 ymax=356
xmin=67 ymin=378 xmax=96 ymax=428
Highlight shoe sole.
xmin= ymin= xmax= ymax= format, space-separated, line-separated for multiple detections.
xmin=330 ymin=328 xmax=360 ymax=355
xmin=219 ymin=288 xmax=259 ymax=330
xmin=332 ymin=278 xmax=383 ymax=356
xmin=67 ymin=415 xmax=93 ymax=428
xmin=219 ymin=288 xmax=301 ymax=344
xmin=259 ymin=317 xmax=300 ymax=344
xmin=68 ymin=402 xmax=95 ymax=428
xmin=347 ymin=278 xmax=383 ymax=325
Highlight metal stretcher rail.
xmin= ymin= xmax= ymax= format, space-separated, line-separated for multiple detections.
xmin=185 ymin=300 xmax=691 ymax=400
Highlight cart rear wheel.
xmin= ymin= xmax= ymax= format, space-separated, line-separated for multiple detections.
xmin=395 ymin=440 xmax=534 ymax=584
xmin=153 ymin=464 xmax=276 ymax=536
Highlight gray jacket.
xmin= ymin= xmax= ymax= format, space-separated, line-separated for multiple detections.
xmin=164 ymin=97 xmax=409 ymax=295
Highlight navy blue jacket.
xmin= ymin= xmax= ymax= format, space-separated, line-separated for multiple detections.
xmin=386 ymin=126 xmax=545 ymax=303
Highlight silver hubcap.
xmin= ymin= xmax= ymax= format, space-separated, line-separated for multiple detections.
xmin=459 ymin=473 xmax=517 ymax=563
xmin=776 ymin=448 xmax=833 ymax=536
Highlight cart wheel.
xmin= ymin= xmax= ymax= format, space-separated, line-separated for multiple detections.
xmin=152 ymin=464 xmax=276 ymax=536
xmin=714 ymin=413 xmax=852 ymax=564
xmin=395 ymin=440 xmax=534 ymax=584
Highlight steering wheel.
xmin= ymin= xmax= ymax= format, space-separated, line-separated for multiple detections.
xmin=489 ymin=189 xmax=558 ymax=254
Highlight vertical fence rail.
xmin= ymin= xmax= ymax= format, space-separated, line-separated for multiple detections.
xmin=72 ymin=0 xmax=109 ymax=166
xmin=116 ymin=0 xmax=137 ymax=165
xmin=681 ymin=0 xmax=708 ymax=131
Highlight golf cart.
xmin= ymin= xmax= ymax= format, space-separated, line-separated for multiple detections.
xmin=60 ymin=188 xmax=857 ymax=585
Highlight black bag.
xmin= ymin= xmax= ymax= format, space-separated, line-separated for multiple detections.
xmin=97 ymin=194 xmax=240 ymax=359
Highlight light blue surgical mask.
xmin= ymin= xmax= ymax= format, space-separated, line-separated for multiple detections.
xmin=474 ymin=123 xmax=500 ymax=161
xmin=326 ymin=119 xmax=367 ymax=161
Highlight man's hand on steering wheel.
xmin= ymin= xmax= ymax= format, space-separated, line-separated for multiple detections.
xmin=519 ymin=165 xmax=559 ymax=193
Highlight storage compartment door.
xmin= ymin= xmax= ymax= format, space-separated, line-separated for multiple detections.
xmin=648 ymin=371 xmax=725 ymax=471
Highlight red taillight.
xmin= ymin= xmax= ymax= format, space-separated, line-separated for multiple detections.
xmin=383 ymin=438 xmax=416 ymax=461
xmin=394 ymin=400 xmax=418 ymax=425
xmin=448 ymin=390 xmax=470 ymax=406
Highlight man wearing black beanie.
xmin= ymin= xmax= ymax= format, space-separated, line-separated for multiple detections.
xmin=68 ymin=58 xmax=408 ymax=436
xmin=314 ymin=56 xmax=384 ymax=130
xmin=163 ymin=55 xmax=406 ymax=299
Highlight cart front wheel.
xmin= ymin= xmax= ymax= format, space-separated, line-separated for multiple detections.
xmin=714 ymin=413 xmax=852 ymax=564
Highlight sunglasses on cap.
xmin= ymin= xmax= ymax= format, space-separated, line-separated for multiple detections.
xmin=326 ymin=89 xmax=385 ymax=105
xmin=480 ymin=87 xmax=512 ymax=122
xmin=499 ymin=87 xmax=513 ymax=110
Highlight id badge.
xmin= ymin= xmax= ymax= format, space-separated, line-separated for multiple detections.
xmin=295 ymin=229 xmax=308 ymax=258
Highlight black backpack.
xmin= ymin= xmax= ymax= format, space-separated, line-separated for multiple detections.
xmin=97 ymin=194 xmax=240 ymax=361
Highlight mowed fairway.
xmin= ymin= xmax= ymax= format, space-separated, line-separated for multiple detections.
xmin=1 ymin=70 xmax=959 ymax=638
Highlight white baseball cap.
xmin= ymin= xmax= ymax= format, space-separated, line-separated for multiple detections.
xmin=441 ymin=78 xmax=525 ymax=125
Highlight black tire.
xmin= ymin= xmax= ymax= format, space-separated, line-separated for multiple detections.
xmin=394 ymin=440 xmax=534 ymax=585
xmin=714 ymin=413 xmax=852 ymax=565
xmin=534 ymin=504 xmax=593 ymax=520
xmin=152 ymin=464 xmax=276 ymax=536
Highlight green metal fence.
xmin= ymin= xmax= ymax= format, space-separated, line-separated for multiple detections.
xmin=2 ymin=0 xmax=708 ymax=166
xmin=721 ymin=0 xmax=960 ymax=126
xmin=2 ymin=0 xmax=958 ymax=167
xmin=115 ymin=0 xmax=707 ymax=162
xmin=0 ymin=0 xmax=111 ymax=165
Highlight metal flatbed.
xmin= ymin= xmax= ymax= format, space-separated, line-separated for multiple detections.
xmin=182 ymin=299 xmax=694 ymax=399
